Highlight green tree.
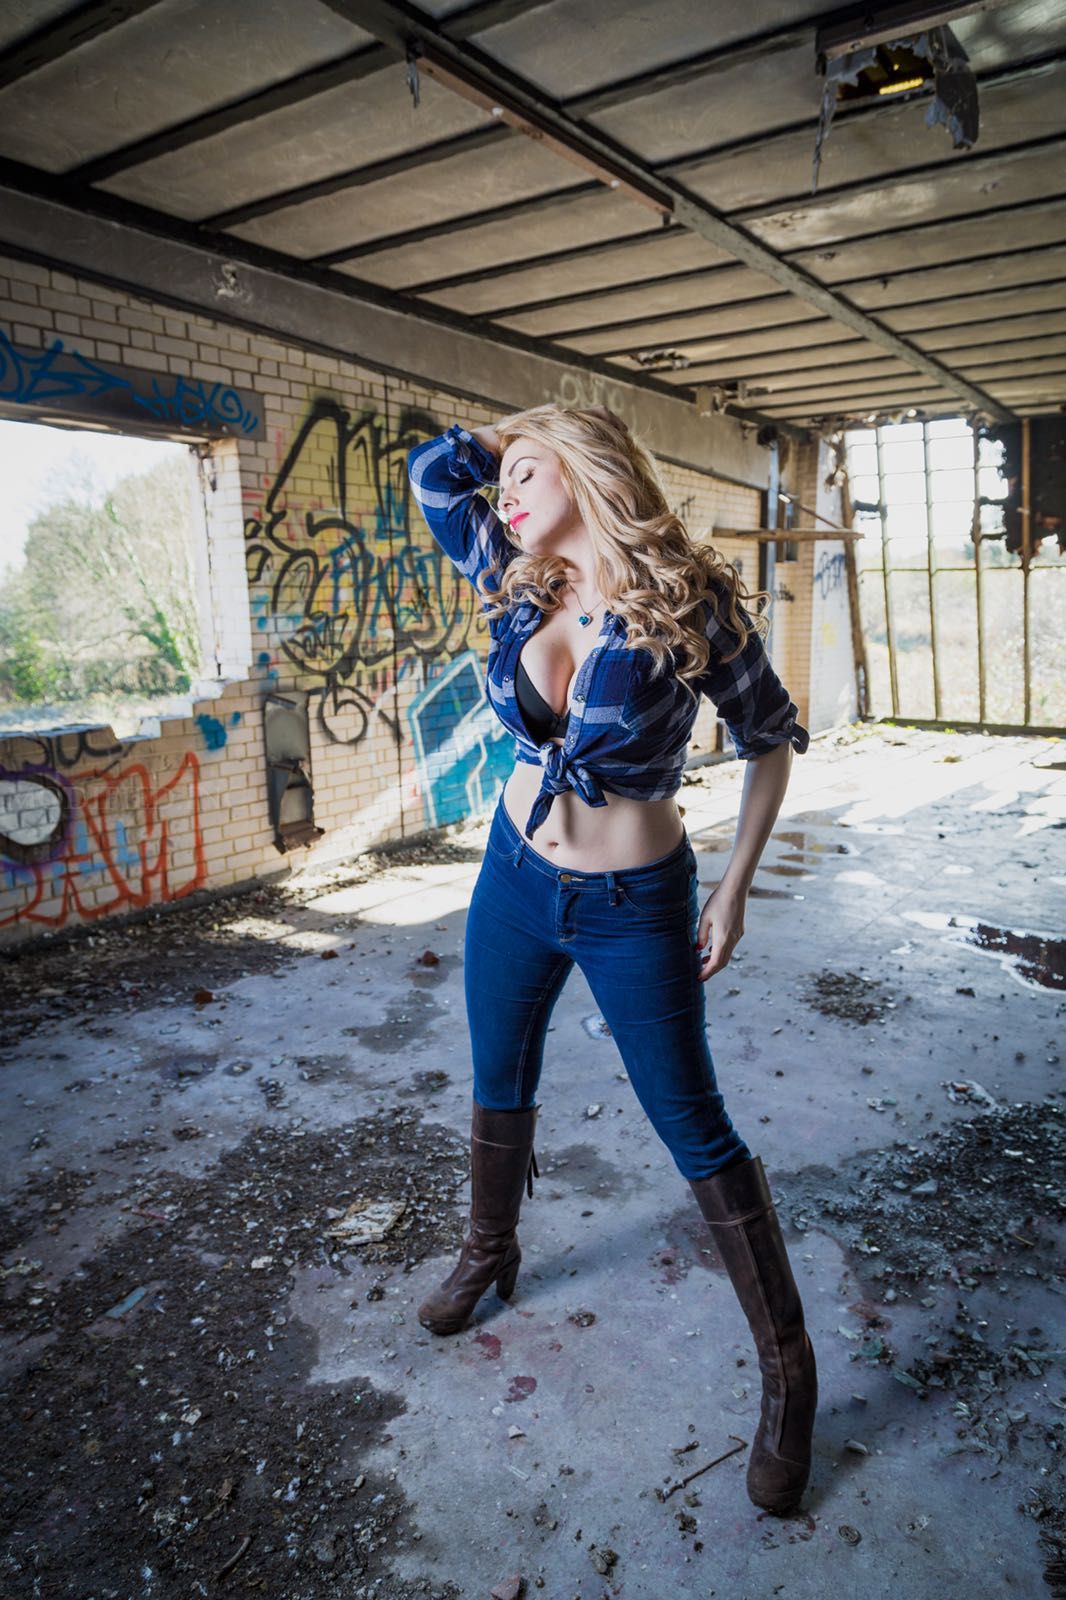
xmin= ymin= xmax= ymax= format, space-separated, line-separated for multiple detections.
xmin=0 ymin=449 xmax=203 ymax=712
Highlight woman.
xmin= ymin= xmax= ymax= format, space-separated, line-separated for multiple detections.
xmin=406 ymin=404 xmax=816 ymax=1515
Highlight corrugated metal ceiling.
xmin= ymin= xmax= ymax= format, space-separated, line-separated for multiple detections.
xmin=0 ymin=0 xmax=1063 ymax=428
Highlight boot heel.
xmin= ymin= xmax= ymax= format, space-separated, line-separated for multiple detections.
xmin=496 ymin=1252 xmax=520 ymax=1300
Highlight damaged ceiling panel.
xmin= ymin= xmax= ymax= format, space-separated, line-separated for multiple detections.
xmin=0 ymin=0 xmax=1063 ymax=424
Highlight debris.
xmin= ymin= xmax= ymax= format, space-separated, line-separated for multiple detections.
xmin=104 ymin=1285 xmax=149 ymax=1319
xmin=250 ymin=1256 xmax=273 ymax=1270
xmin=942 ymin=1079 xmax=998 ymax=1109
xmin=803 ymin=970 xmax=895 ymax=1025
xmin=843 ymin=1439 xmax=869 ymax=1455
xmin=490 ymin=1575 xmax=524 ymax=1600
xmin=193 ymin=989 xmax=215 ymax=1006
xmin=418 ymin=949 xmax=440 ymax=967
xmin=568 ymin=1310 xmax=596 ymax=1328
xmin=839 ymin=1524 xmax=862 ymax=1545
xmin=0 ymin=1257 xmax=41 ymax=1280
xmin=589 ymin=1544 xmax=619 ymax=1573
xmin=215 ymin=1534 xmax=253 ymax=1581
xmin=911 ymin=1179 xmax=939 ymax=1197
xmin=581 ymin=1014 xmax=612 ymax=1040
xmin=657 ymin=1436 xmax=747 ymax=1500
xmin=326 ymin=1200 xmax=407 ymax=1245
xmin=507 ymin=1424 xmax=525 ymax=1440
xmin=319 ymin=949 xmax=339 ymax=961
xmin=584 ymin=1104 xmax=603 ymax=1119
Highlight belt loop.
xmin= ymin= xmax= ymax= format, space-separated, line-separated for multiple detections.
xmin=605 ymin=869 xmax=620 ymax=906
xmin=513 ymin=837 xmax=526 ymax=868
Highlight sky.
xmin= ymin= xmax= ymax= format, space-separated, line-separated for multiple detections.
xmin=0 ymin=418 xmax=188 ymax=583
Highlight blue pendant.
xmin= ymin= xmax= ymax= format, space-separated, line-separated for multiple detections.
xmin=578 ymin=613 xmax=592 ymax=626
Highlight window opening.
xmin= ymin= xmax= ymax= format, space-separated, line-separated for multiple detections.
xmin=843 ymin=416 xmax=1065 ymax=730
xmin=0 ymin=419 xmax=215 ymax=736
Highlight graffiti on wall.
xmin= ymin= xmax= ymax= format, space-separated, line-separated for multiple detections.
xmin=815 ymin=549 xmax=847 ymax=600
xmin=0 ymin=751 xmax=206 ymax=930
xmin=407 ymin=652 xmax=515 ymax=829
xmin=244 ymin=396 xmax=514 ymax=820
xmin=0 ymin=329 xmax=261 ymax=437
xmin=249 ymin=406 xmax=472 ymax=679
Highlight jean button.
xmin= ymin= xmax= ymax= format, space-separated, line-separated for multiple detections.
xmin=560 ymin=873 xmax=572 ymax=883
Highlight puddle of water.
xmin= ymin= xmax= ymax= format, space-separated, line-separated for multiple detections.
xmin=773 ymin=831 xmax=855 ymax=856
xmin=701 ymin=879 xmax=804 ymax=901
xmin=902 ymin=911 xmax=1066 ymax=992
xmin=761 ymin=863 xmax=816 ymax=879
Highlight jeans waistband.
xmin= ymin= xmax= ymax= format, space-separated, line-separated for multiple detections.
xmin=492 ymin=796 xmax=691 ymax=886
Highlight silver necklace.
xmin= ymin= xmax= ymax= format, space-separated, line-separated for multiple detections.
xmin=567 ymin=578 xmax=605 ymax=627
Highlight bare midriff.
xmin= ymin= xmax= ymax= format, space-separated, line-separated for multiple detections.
xmin=503 ymin=765 xmax=684 ymax=871
xmin=501 ymin=602 xmax=686 ymax=872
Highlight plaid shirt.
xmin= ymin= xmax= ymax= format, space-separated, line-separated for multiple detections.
xmin=408 ymin=426 xmax=809 ymax=839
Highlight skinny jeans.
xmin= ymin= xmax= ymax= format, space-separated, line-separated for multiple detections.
xmin=464 ymin=798 xmax=752 ymax=1180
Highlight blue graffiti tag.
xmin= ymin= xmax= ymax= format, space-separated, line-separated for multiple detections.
xmin=815 ymin=550 xmax=847 ymax=600
xmin=0 ymin=329 xmax=260 ymax=435
xmin=195 ymin=711 xmax=242 ymax=750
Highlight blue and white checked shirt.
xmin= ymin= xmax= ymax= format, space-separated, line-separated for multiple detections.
xmin=408 ymin=426 xmax=809 ymax=839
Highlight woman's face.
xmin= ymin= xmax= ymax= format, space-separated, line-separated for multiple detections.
xmin=499 ymin=435 xmax=583 ymax=555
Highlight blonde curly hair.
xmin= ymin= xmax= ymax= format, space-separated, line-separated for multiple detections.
xmin=475 ymin=403 xmax=768 ymax=690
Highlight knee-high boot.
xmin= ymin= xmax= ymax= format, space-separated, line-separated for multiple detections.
xmin=417 ymin=1100 xmax=539 ymax=1336
xmin=689 ymin=1154 xmax=817 ymax=1513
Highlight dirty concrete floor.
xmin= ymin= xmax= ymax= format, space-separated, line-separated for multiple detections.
xmin=1 ymin=724 xmax=1064 ymax=1600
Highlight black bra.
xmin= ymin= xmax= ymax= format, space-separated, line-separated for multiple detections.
xmin=515 ymin=657 xmax=571 ymax=743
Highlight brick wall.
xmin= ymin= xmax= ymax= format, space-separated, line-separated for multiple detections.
xmin=0 ymin=253 xmax=802 ymax=945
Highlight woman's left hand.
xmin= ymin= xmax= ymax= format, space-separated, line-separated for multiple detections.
xmin=694 ymin=881 xmax=747 ymax=982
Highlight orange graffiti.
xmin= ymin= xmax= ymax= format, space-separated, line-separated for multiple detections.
xmin=0 ymin=752 xmax=206 ymax=930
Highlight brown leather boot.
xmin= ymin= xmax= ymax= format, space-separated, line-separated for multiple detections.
xmin=418 ymin=1101 xmax=539 ymax=1336
xmin=689 ymin=1155 xmax=817 ymax=1514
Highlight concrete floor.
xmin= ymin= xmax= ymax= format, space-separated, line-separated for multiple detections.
xmin=2 ymin=725 xmax=1064 ymax=1600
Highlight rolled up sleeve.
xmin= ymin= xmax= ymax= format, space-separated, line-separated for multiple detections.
xmin=698 ymin=598 xmax=810 ymax=759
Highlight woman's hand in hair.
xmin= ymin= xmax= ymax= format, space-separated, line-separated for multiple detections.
xmin=693 ymin=881 xmax=746 ymax=982
xmin=470 ymin=423 xmax=503 ymax=459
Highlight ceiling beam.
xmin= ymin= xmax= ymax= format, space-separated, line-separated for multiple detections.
xmin=201 ymin=124 xmax=510 ymax=231
xmin=70 ymin=42 xmax=393 ymax=185
xmin=314 ymin=181 xmax=600 ymax=265
xmin=67 ymin=0 xmax=542 ymax=186
xmin=565 ymin=27 xmax=812 ymax=118
xmin=817 ymin=0 xmax=1015 ymax=59
xmin=317 ymin=0 xmax=1013 ymax=420
xmin=731 ymin=131 xmax=1066 ymax=226
xmin=0 ymin=0 xmax=166 ymax=92
xmin=410 ymin=222 xmax=687 ymax=295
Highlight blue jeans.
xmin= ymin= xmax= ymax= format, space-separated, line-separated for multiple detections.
xmin=463 ymin=799 xmax=752 ymax=1180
